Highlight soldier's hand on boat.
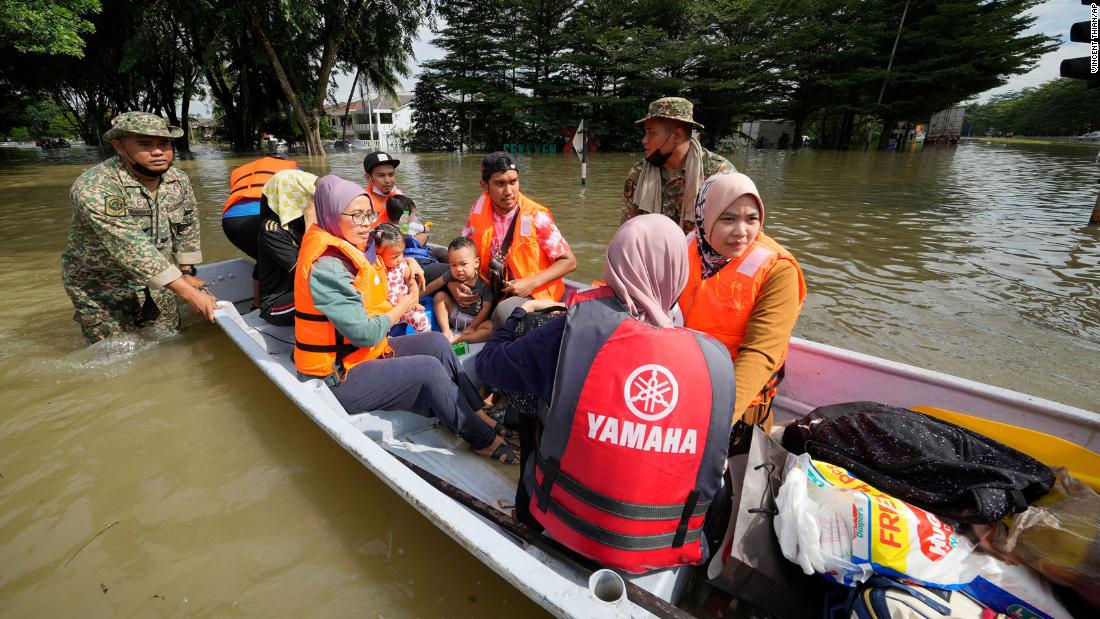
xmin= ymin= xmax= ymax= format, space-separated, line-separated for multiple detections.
xmin=167 ymin=275 xmax=217 ymax=322
xmin=181 ymin=274 xmax=206 ymax=288
xmin=447 ymin=281 xmax=477 ymax=306
xmin=180 ymin=282 xmax=217 ymax=322
xmin=503 ymin=277 xmax=538 ymax=298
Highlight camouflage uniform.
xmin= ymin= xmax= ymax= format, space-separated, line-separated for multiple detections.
xmin=623 ymin=97 xmax=735 ymax=231
xmin=622 ymin=149 xmax=734 ymax=228
xmin=61 ymin=112 xmax=202 ymax=343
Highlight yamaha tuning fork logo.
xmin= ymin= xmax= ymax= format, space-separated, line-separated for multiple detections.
xmin=624 ymin=364 xmax=679 ymax=421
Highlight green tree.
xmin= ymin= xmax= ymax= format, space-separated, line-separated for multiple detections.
xmin=410 ymin=73 xmax=459 ymax=151
xmin=863 ymin=0 xmax=1056 ymax=148
xmin=967 ymin=79 xmax=1100 ymax=136
xmin=425 ymin=0 xmax=514 ymax=150
xmin=247 ymin=0 xmax=428 ymax=155
xmin=0 ymin=0 xmax=100 ymax=57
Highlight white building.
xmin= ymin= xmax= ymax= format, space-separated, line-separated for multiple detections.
xmin=325 ymin=93 xmax=414 ymax=151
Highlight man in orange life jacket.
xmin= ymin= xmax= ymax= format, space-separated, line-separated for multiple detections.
xmin=362 ymin=151 xmax=402 ymax=222
xmin=441 ymin=152 xmax=577 ymax=328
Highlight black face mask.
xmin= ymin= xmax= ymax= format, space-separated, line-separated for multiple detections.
xmin=121 ymin=145 xmax=172 ymax=178
xmin=644 ymin=133 xmax=675 ymax=167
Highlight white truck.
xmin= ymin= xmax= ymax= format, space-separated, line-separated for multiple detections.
xmin=925 ymin=107 xmax=966 ymax=144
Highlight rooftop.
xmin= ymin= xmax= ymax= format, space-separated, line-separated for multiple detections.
xmin=326 ymin=93 xmax=413 ymax=115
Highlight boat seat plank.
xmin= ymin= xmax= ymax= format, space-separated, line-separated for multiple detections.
xmin=236 ymin=310 xmax=440 ymax=441
xmin=381 ymin=425 xmax=521 ymax=514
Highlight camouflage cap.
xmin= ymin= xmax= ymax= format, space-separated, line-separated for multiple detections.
xmin=635 ymin=97 xmax=703 ymax=129
xmin=102 ymin=111 xmax=184 ymax=144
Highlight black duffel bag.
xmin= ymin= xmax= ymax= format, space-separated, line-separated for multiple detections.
xmin=781 ymin=401 xmax=1055 ymax=524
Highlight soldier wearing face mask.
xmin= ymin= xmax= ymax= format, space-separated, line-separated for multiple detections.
xmin=622 ymin=97 xmax=735 ymax=233
xmin=61 ymin=111 xmax=217 ymax=344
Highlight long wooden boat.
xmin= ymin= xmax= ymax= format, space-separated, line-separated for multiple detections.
xmin=200 ymin=257 xmax=1100 ymax=618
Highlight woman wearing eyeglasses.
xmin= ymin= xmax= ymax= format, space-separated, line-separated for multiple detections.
xmin=293 ymin=175 xmax=518 ymax=464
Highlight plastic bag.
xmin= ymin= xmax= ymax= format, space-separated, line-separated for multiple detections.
xmin=983 ymin=467 xmax=1100 ymax=608
xmin=706 ymin=426 xmax=823 ymax=618
xmin=775 ymin=454 xmax=1070 ymax=619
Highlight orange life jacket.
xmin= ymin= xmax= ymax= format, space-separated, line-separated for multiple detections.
xmin=463 ymin=192 xmax=564 ymax=301
xmin=365 ymin=183 xmax=402 ymax=223
xmin=293 ymin=225 xmax=394 ymax=378
xmin=222 ymin=156 xmax=299 ymax=213
xmin=680 ymin=233 xmax=806 ymax=406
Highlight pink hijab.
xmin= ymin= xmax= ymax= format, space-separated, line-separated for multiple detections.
xmin=604 ymin=214 xmax=688 ymax=328
xmin=693 ymin=172 xmax=765 ymax=279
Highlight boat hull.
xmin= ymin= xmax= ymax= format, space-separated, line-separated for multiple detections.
xmin=200 ymin=257 xmax=1099 ymax=617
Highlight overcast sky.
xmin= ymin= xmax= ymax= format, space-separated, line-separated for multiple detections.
xmin=189 ymin=2 xmax=1086 ymax=117
xmin=977 ymin=0 xmax=1085 ymax=101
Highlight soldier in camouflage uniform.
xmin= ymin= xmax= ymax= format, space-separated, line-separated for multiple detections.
xmin=623 ymin=97 xmax=735 ymax=232
xmin=61 ymin=111 xmax=217 ymax=344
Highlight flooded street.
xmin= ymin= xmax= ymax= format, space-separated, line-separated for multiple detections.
xmin=1 ymin=141 xmax=1098 ymax=616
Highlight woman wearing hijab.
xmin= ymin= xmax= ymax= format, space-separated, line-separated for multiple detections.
xmin=294 ymin=175 xmax=518 ymax=464
xmin=476 ymin=215 xmax=735 ymax=573
xmin=256 ymin=169 xmax=317 ymax=326
xmin=680 ymin=173 xmax=806 ymax=431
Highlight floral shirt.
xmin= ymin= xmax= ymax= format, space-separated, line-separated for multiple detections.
xmin=461 ymin=197 xmax=570 ymax=261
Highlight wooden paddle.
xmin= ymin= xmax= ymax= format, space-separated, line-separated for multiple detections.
xmin=912 ymin=405 xmax=1100 ymax=491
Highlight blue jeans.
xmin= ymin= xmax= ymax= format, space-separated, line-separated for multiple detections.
xmin=329 ymin=331 xmax=496 ymax=449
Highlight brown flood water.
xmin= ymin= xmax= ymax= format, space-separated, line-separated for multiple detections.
xmin=1 ymin=141 xmax=1098 ymax=616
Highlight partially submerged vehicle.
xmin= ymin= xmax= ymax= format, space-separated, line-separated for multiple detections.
xmin=200 ymin=257 xmax=1100 ymax=618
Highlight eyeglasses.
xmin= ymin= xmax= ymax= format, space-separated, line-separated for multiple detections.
xmin=341 ymin=210 xmax=379 ymax=226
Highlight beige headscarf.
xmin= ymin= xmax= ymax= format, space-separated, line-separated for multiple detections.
xmin=604 ymin=214 xmax=689 ymax=328
xmin=263 ymin=169 xmax=318 ymax=227
xmin=631 ymin=137 xmax=705 ymax=229
xmin=693 ymin=172 xmax=765 ymax=279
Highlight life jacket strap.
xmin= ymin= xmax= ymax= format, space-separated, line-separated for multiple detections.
xmin=230 ymin=182 xmax=271 ymax=195
xmin=233 ymin=169 xmax=279 ymax=183
xmin=672 ymin=490 xmax=700 ymax=548
xmin=294 ymin=310 xmax=357 ymax=378
xmin=545 ymin=500 xmax=705 ymax=552
xmin=536 ymin=453 xmax=710 ymax=521
xmin=294 ymin=310 xmax=329 ymax=322
xmin=535 ymin=454 xmax=561 ymax=512
xmin=295 ymin=342 xmax=342 ymax=353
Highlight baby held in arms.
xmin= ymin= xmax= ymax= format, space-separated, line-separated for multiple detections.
xmin=434 ymin=237 xmax=496 ymax=344
xmin=374 ymin=223 xmax=431 ymax=333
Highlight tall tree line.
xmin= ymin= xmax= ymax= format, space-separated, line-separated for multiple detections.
xmin=966 ymin=79 xmax=1100 ymax=137
xmin=413 ymin=0 xmax=1056 ymax=151
xmin=0 ymin=0 xmax=427 ymax=155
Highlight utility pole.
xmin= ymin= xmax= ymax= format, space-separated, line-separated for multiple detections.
xmin=359 ymin=78 xmax=375 ymax=146
xmin=866 ymin=0 xmax=910 ymax=150
xmin=338 ymin=67 xmax=360 ymax=146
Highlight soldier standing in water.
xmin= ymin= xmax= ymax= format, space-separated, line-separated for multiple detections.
xmin=61 ymin=111 xmax=217 ymax=344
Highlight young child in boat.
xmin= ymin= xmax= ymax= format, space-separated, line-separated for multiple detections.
xmin=385 ymin=194 xmax=430 ymax=244
xmin=434 ymin=236 xmax=495 ymax=344
xmin=374 ymin=223 xmax=432 ymax=333
xmin=386 ymin=194 xmax=435 ymax=266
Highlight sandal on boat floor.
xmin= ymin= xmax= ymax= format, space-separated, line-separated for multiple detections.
xmin=489 ymin=441 xmax=520 ymax=465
